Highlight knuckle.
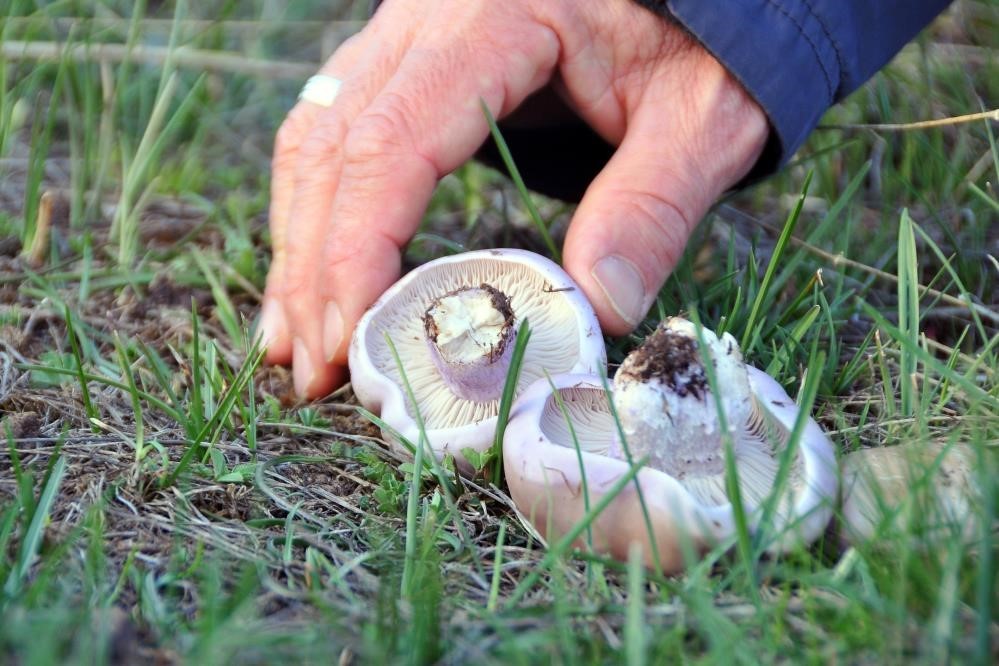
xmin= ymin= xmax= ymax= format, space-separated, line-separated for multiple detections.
xmin=343 ymin=98 xmax=414 ymax=165
xmin=619 ymin=190 xmax=694 ymax=266
xmin=296 ymin=120 xmax=346 ymax=166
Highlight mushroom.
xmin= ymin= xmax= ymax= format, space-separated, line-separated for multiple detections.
xmin=349 ymin=249 xmax=606 ymax=470
xmin=839 ymin=442 xmax=984 ymax=545
xmin=503 ymin=317 xmax=838 ymax=571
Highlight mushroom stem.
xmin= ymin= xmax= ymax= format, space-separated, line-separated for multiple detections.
xmin=610 ymin=318 xmax=756 ymax=506
xmin=423 ymin=283 xmax=516 ymax=402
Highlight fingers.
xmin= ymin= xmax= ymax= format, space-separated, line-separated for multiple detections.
xmin=563 ymin=56 xmax=769 ymax=335
xmin=260 ymin=12 xmax=423 ymax=396
xmin=277 ymin=49 xmax=416 ymax=396
xmin=260 ymin=33 xmax=373 ymax=365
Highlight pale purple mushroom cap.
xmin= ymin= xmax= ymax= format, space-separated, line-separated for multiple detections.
xmin=349 ymin=249 xmax=606 ymax=470
xmin=503 ymin=327 xmax=838 ymax=572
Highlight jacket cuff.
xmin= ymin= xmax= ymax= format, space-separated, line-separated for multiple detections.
xmin=650 ymin=1 xmax=841 ymax=173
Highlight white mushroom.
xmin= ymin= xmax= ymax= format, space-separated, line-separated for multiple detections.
xmin=503 ymin=317 xmax=838 ymax=571
xmin=839 ymin=442 xmax=984 ymax=545
xmin=349 ymin=249 xmax=606 ymax=470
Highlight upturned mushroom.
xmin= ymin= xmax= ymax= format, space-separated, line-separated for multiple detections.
xmin=839 ymin=441 xmax=985 ymax=545
xmin=349 ymin=249 xmax=606 ymax=470
xmin=503 ymin=317 xmax=838 ymax=571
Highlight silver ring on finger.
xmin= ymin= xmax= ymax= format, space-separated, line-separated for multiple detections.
xmin=299 ymin=74 xmax=342 ymax=107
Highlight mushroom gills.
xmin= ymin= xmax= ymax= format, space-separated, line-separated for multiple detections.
xmin=537 ymin=382 xmax=805 ymax=513
xmin=538 ymin=384 xmax=617 ymax=456
xmin=423 ymin=284 xmax=516 ymax=402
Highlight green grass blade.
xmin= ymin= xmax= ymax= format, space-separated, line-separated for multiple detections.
xmin=764 ymin=304 xmax=821 ymax=377
xmin=546 ymin=370 xmax=593 ymax=552
xmin=112 ymin=332 xmax=145 ymax=460
xmin=3 ymin=450 xmax=67 ymax=598
xmin=63 ymin=305 xmax=98 ymax=428
xmin=690 ymin=310 xmax=759 ymax=601
xmin=741 ymin=172 xmax=812 ymax=353
xmin=598 ymin=373 xmax=662 ymax=574
xmin=480 ymin=99 xmax=560 ymax=261
xmin=758 ymin=344 xmax=824 ymax=551
xmin=382 ymin=333 xmax=483 ymax=588
xmin=487 ymin=520 xmax=507 ymax=612
xmin=861 ymin=302 xmax=998 ymax=411
xmin=624 ymin=544 xmax=647 ymax=666
xmin=896 ymin=209 xmax=920 ymax=416
xmin=161 ymin=340 xmax=266 ymax=487
xmin=490 ymin=320 xmax=531 ymax=487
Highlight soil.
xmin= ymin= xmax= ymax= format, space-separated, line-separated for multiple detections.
xmin=615 ymin=324 xmax=708 ymax=400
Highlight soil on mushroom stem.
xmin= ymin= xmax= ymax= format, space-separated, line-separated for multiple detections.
xmin=616 ymin=329 xmax=709 ymax=400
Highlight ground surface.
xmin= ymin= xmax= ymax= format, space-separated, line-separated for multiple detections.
xmin=1 ymin=1 xmax=997 ymax=664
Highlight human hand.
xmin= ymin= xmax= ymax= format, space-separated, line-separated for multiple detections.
xmin=259 ymin=0 xmax=769 ymax=398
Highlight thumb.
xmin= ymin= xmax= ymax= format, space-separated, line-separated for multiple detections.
xmin=563 ymin=68 xmax=768 ymax=335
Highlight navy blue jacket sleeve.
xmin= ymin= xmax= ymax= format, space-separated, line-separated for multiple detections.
xmin=644 ymin=0 xmax=953 ymax=171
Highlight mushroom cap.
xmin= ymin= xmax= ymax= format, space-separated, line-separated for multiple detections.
xmin=503 ymin=367 xmax=838 ymax=572
xmin=349 ymin=249 xmax=606 ymax=468
xmin=839 ymin=442 xmax=983 ymax=545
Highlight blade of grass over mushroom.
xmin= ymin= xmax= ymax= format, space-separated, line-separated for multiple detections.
xmin=490 ymin=320 xmax=532 ymax=487
xmin=688 ymin=309 xmax=759 ymax=599
xmin=356 ymin=407 xmax=417 ymax=457
xmin=545 ymin=370 xmax=594 ymax=552
xmin=381 ymin=332 xmax=458 ymax=499
xmin=740 ymin=171 xmax=812 ymax=354
xmin=402 ymin=391 xmax=429 ymax=597
xmin=382 ymin=332 xmax=482 ymax=583
xmin=505 ymin=455 xmax=649 ymax=608
xmin=479 ymin=99 xmax=560 ymax=262
xmin=758 ymin=345 xmax=825 ymax=553
xmin=598 ymin=373 xmax=662 ymax=575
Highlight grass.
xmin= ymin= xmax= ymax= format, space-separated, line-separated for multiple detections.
xmin=0 ymin=0 xmax=997 ymax=663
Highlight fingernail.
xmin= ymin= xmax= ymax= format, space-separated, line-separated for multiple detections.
xmin=323 ymin=301 xmax=344 ymax=363
xmin=591 ymin=254 xmax=647 ymax=326
xmin=257 ymin=300 xmax=283 ymax=350
xmin=293 ymin=337 xmax=315 ymax=397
